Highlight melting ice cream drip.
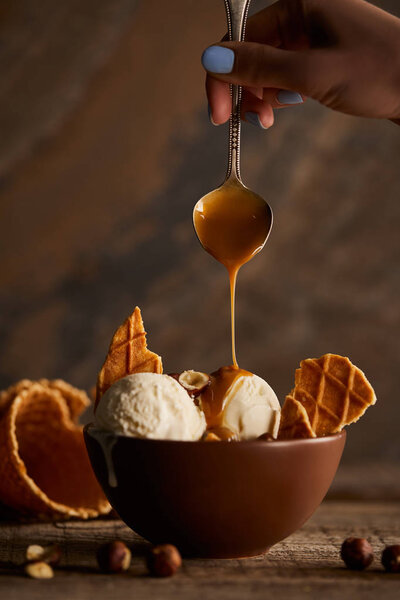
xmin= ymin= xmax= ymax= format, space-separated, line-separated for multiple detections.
xmin=89 ymin=429 xmax=118 ymax=488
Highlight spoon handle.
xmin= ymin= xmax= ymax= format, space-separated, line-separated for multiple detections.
xmin=223 ymin=0 xmax=251 ymax=184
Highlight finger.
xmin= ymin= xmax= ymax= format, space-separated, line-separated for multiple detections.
xmin=206 ymin=75 xmax=231 ymax=125
xmin=240 ymin=88 xmax=303 ymax=124
xmin=201 ymin=42 xmax=315 ymax=96
xmin=262 ymin=87 xmax=305 ymax=109
xmin=240 ymin=87 xmax=304 ymax=129
xmin=247 ymin=86 xmax=264 ymax=100
xmin=240 ymin=90 xmax=274 ymax=129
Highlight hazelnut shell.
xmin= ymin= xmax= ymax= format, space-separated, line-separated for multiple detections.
xmin=147 ymin=544 xmax=182 ymax=577
xmin=340 ymin=537 xmax=374 ymax=570
xmin=177 ymin=370 xmax=210 ymax=397
xmin=96 ymin=541 xmax=131 ymax=573
xmin=381 ymin=544 xmax=400 ymax=573
xmin=25 ymin=561 xmax=54 ymax=579
xmin=26 ymin=544 xmax=62 ymax=566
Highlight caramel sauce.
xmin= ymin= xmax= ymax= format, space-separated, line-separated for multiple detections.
xmin=193 ymin=179 xmax=271 ymax=367
xmin=201 ymin=365 xmax=252 ymax=429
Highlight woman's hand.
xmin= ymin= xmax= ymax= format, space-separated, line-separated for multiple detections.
xmin=202 ymin=0 xmax=400 ymax=128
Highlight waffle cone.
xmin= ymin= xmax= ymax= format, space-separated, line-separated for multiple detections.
xmin=95 ymin=306 xmax=162 ymax=409
xmin=278 ymin=395 xmax=316 ymax=440
xmin=293 ymin=354 xmax=376 ymax=436
xmin=0 ymin=380 xmax=110 ymax=519
xmin=0 ymin=378 xmax=89 ymax=421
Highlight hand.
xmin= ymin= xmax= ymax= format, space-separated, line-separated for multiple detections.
xmin=202 ymin=0 xmax=400 ymax=128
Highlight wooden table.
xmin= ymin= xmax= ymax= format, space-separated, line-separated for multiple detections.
xmin=1 ymin=501 xmax=399 ymax=599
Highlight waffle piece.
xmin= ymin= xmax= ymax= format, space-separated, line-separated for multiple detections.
xmin=278 ymin=395 xmax=316 ymax=440
xmin=293 ymin=353 xmax=376 ymax=436
xmin=95 ymin=306 xmax=162 ymax=409
xmin=0 ymin=380 xmax=110 ymax=519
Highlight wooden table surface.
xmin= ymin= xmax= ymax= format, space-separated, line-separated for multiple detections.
xmin=1 ymin=501 xmax=399 ymax=599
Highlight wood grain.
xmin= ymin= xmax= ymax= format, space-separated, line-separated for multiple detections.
xmin=0 ymin=502 xmax=399 ymax=599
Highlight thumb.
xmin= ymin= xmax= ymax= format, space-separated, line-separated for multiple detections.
xmin=201 ymin=42 xmax=315 ymax=96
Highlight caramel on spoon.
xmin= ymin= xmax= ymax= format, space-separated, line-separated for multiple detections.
xmin=193 ymin=0 xmax=273 ymax=368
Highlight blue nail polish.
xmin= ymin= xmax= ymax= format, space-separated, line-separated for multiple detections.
xmin=245 ymin=112 xmax=266 ymax=129
xmin=277 ymin=90 xmax=303 ymax=105
xmin=201 ymin=46 xmax=235 ymax=74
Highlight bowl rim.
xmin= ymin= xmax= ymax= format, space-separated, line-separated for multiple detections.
xmin=84 ymin=424 xmax=346 ymax=448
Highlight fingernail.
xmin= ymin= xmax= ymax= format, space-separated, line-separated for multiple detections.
xmin=276 ymin=90 xmax=303 ymax=105
xmin=245 ymin=112 xmax=267 ymax=129
xmin=208 ymin=105 xmax=218 ymax=126
xmin=201 ymin=46 xmax=235 ymax=74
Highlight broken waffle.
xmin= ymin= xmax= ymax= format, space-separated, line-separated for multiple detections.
xmin=293 ymin=354 xmax=376 ymax=436
xmin=278 ymin=354 xmax=376 ymax=439
xmin=95 ymin=306 xmax=162 ymax=409
xmin=278 ymin=395 xmax=316 ymax=440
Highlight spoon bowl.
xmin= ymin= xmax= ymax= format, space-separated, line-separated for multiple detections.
xmin=193 ymin=178 xmax=273 ymax=270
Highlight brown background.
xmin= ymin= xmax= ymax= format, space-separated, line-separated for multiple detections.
xmin=0 ymin=0 xmax=399 ymax=473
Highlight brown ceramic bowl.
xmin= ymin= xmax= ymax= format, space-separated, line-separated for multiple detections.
xmin=84 ymin=426 xmax=345 ymax=558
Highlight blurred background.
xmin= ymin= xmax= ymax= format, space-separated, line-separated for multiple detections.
xmin=0 ymin=0 xmax=399 ymax=497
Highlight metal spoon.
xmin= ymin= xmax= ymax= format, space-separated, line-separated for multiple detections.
xmin=193 ymin=0 xmax=273 ymax=367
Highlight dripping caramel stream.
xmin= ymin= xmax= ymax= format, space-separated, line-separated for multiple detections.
xmin=229 ymin=266 xmax=239 ymax=368
xmin=193 ymin=181 xmax=271 ymax=367
xmin=201 ymin=365 xmax=252 ymax=429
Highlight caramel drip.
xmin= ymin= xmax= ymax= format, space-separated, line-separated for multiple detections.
xmin=193 ymin=180 xmax=270 ymax=366
xmin=201 ymin=366 xmax=252 ymax=428
xmin=229 ymin=266 xmax=239 ymax=368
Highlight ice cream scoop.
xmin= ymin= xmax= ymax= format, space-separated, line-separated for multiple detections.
xmin=95 ymin=373 xmax=206 ymax=441
xmin=197 ymin=366 xmax=281 ymax=440
xmin=219 ymin=373 xmax=280 ymax=440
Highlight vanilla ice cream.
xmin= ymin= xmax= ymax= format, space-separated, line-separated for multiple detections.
xmin=216 ymin=373 xmax=280 ymax=440
xmin=95 ymin=373 xmax=206 ymax=441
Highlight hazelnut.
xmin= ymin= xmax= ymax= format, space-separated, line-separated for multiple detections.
xmin=25 ymin=561 xmax=54 ymax=579
xmin=340 ymin=537 xmax=374 ymax=570
xmin=26 ymin=544 xmax=62 ymax=566
xmin=202 ymin=432 xmax=221 ymax=442
xmin=381 ymin=545 xmax=400 ymax=573
xmin=202 ymin=426 xmax=238 ymax=441
xmin=257 ymin=433 xmax=275 ymax=442
xmin=147 ymin=544 xmax=182 ymax=577
xmin=177 ymin=370 xmax=210 ymax=397
xmin=96 ymin=541 xmax=131 ymax=573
